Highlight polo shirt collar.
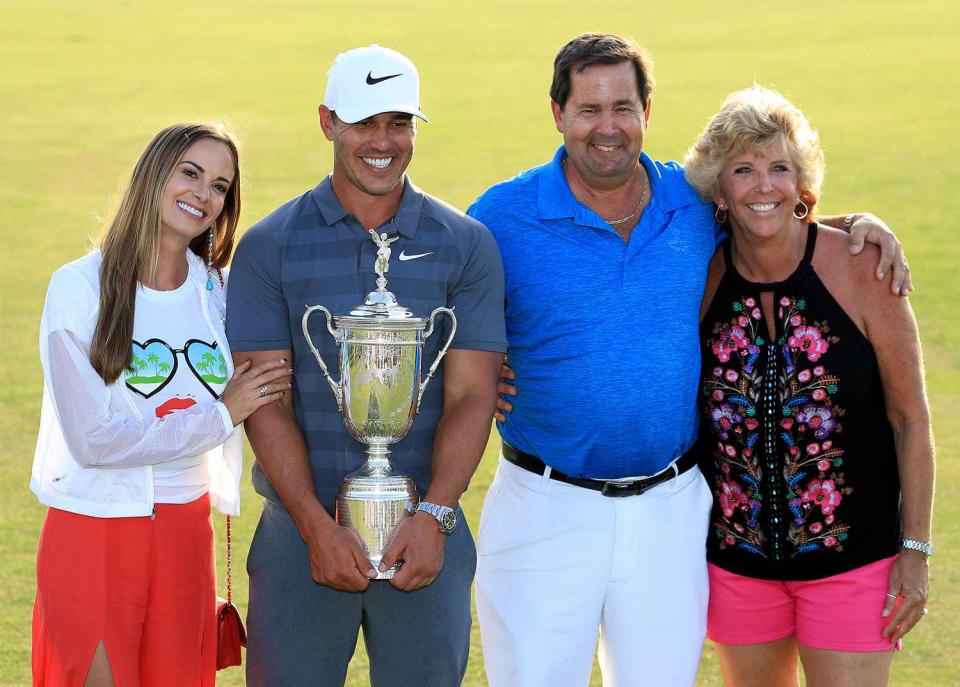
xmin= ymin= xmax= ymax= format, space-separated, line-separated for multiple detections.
xmin=537 ymin=146 xmax=578 ymax=221
xmin=642 ymin=153 xmax=697 ymax=212
xmin=312 ymin=174 xmax=424 ymax=239
xmin=537 ymin=145 xmax=694 ymax=222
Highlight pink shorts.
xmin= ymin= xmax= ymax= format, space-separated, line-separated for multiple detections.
xmin=707 ymin=557 xmax=898 ymax=652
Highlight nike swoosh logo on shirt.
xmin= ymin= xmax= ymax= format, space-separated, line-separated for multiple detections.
xmin=398 ymin=250 xmax=434 ymax=261
xmin=366 ymin=71 xmax=402 ymax=85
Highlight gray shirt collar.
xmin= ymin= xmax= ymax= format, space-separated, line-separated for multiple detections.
xmin=312 ymin=174 xmax=424 ymax=239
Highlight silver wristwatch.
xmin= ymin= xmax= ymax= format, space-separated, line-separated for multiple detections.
xmin=901 ymin=538 xmax=933 ymax=557
xmin=414 ymin=502 xmax=457 ymax=535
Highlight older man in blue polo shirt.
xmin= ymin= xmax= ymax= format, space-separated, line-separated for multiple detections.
xmin=227 ymin=45 xmax=506 ymax=686
xmin=468 ymin=33 xmax=909 ymax=687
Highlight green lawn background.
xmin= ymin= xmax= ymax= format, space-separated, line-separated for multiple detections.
xmin=1 ymin=1 xmax=957 ymax=685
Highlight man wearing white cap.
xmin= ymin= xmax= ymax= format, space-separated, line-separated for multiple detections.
xmin=226 ymin=45 xmax=506 ymax=686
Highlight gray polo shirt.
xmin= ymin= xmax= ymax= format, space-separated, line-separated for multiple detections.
xmin=227 ymin=176 xmax=507 ymax=511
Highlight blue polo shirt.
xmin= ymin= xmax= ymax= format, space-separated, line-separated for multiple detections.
xmin=227 ymin=177 xmax=506 ymax=511
xmin=468 ymin=146 xmax=718 ymax=478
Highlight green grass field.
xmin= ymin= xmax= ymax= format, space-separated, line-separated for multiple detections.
xmin=2 ymin=1 xmax=958 ymax=684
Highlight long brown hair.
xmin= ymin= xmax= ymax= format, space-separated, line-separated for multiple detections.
xmin=90 ymin=123 xmax=241 ymax=384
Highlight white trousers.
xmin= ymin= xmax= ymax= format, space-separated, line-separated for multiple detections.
xmin=476 ymin=457 xmax=712 ymax=687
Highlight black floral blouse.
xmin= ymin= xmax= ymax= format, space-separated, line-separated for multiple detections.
xmin=697 ymin=224 xmax=901 ymax=581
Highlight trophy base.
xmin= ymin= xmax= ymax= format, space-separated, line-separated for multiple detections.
xmin=336 ymin=471 xmax=418 ymax=581
xmin=371 ymin=560 xmax=400 ymax=580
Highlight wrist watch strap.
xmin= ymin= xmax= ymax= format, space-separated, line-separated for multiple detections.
xmin=415 ymin=501 xmax=457 ymax=534
xmin=901 ymin=538 xmax=933 ymax=557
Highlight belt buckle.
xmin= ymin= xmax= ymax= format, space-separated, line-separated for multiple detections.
xmin=600 ymin=480 xmax=646 ymax=498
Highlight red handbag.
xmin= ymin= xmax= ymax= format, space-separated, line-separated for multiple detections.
xmin=216 ymin=515 xmax=247 ymax=670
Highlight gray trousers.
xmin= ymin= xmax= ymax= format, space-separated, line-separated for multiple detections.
xmin=245 ymin=499 xmax=476 ymax=687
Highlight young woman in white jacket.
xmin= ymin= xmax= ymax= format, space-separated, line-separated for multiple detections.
xmin=31 ymin=123 xmax=290 ymax=687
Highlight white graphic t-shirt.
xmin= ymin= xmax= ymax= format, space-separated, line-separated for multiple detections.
xmin=125 ymin=279 xmax=229 ymax=503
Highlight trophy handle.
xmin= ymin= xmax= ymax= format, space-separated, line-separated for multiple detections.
xmin=302 ymin=305 xmax=343 ymax=407
xmin=417 ymin=307 xmax=457 ymax=412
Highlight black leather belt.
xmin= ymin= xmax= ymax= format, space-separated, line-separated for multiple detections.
xmin=501 ymin=442 xmax=697 ymax=498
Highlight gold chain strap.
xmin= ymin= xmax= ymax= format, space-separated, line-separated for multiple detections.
xmin=225 ymin=514 xmax=232 ymax=604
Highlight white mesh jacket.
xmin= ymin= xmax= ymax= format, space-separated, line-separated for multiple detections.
xmin=30 ymin=250 xmax=243 ymax=517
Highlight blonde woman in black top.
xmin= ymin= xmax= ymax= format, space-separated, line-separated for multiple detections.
xmin=684 ymin=86 xmax=933 ymax=687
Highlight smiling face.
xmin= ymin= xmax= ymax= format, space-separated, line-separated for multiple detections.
xmin=551 ymin=61 xmax=650 ymax=190
xmin=159 ymin=137 xmax=235 ymax=247
xmin=716 ymin=139 xmax=803 ymax=240
xmin=320 ymin=106 xmax=416 ymax=200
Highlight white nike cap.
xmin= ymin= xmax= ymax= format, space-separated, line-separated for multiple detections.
xmin=323 ymin=44 xmax=429 ymax=124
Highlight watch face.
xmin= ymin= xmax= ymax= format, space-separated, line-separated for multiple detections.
xmin=440 ymin=509 xmax=457 ymax=533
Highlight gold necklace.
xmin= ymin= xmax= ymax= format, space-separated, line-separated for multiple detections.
xmin=563 ymin=159 xmax=648 ymax=226
xmin=606 ymin=180 xmax=647 ymax=225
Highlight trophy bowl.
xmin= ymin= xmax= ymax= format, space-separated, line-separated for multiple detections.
xmin=340 ymin=323 xmax=421 ymax=446
xmin=303 ymin=293 xmax=455 ymax=579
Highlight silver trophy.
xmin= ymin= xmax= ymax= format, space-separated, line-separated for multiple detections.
xmin=302 ymin=229 xmax=456 ymax=579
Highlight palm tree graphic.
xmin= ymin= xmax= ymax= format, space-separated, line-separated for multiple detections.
xmin=197 ymin=352 xmax=219 ymax=380
xmin=146 ymin=351 xmax=161 ymax=377
xmin=128 ymin=354 xmax=147 ymax=379
xmin=196 ymin=355 xmax=210 ymax=376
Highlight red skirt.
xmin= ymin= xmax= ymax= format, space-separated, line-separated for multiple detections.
xmin=32 ymin=494 xmax=217 ymax=687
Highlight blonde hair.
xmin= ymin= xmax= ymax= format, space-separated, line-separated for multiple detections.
xmin=91 ymin=122 xmax=241 ymax=384
xmin=684 ymin=86 xmax=824 ymax=213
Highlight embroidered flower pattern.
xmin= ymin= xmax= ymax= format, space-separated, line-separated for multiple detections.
xmin=719 ymin=481 xmax=749 ymax=518
xmin=712 ymin=325 xmax=751 ymax=363
xmin=800 ymin=479 xmax=843 ymax=515
xmin=702 ymin=295 xmax=851 ymax=558
xmin=788 ymin=325 xmax=830 ymax=362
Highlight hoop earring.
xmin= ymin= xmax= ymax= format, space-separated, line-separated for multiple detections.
xmin=715 ymin=205 xmax=727 ymax=224
xmin=793 ymin=199 xmax=809 ymax=220
xmin=205 ymin=227 xmax=215 ymax=291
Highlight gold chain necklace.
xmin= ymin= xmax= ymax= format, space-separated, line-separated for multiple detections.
xmin=563 ymin=159 xmax=648 ymax=225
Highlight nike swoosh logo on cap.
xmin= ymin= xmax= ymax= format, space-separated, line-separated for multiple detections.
xmin=398 ymin=250 xmax=434 ymax=261
xmin=366 ymin=71 xmax=402 ymax=85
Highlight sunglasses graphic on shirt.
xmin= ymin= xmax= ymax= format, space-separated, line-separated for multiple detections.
xmin=124 ymin=339 xmax=227 ymax=400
